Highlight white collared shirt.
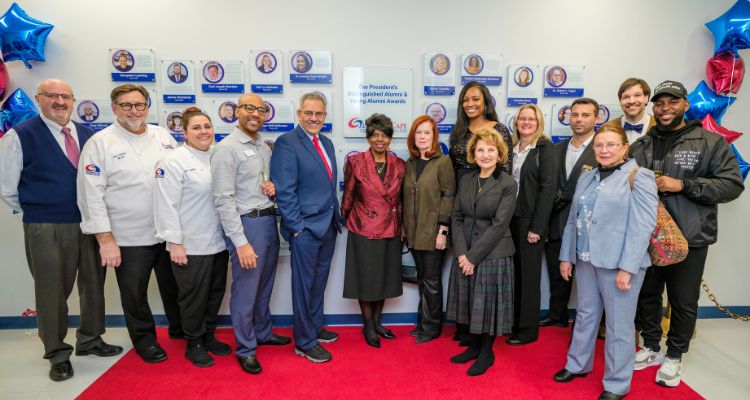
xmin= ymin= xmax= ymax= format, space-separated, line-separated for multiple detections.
xmin=512 ymin=140 xmax=537 ymax=192
xmin=622 ymin=113 xmax=653 ymax=144
xmin=0 ymin=115 xmax=79 ymax=211
xmin=77 ymin=121 xmax=177 ymax=246
xmin=154 ymin=144 xmax=225 ymax=255
xmin=565 ymin=135 xmax=594 ymax=178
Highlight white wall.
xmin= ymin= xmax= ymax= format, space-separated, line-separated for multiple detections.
xmin=1 ymin=0 xmax=748 ymax=320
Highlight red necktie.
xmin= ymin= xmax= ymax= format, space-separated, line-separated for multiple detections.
xmin=312 ymin=135 xmax=332 ymax=181
xmin=61 ymin=127 xmax=80 ymax=168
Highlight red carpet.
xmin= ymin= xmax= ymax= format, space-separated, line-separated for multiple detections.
xmin=78 ymin=326 xmax=703 ymax=399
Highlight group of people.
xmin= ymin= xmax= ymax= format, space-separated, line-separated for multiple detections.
xmin=0 ymin=77 xmax=743 ymax=399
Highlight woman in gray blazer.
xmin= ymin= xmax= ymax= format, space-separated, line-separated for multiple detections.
xmin=446 ymin=128 xmax=517 ymax=376
xmin=552 ymin=124 xmax=658 ymax=400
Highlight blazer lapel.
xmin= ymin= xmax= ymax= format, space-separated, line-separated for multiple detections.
xmin=296 ymin=127 xmax=331 ymax=182
xmin=476 ymin=173 xmax=499 ymax=201
xmin=558 ymin=140 xmax=570 ymax=184
xmin=569 ymin=141 xmax=595 ymax=181
xmin=363 ymin=150 xmax=389 ymax=198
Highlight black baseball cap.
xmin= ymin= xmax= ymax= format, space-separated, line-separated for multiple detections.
xmin=650 ymin=80 xmax=688 ymax=101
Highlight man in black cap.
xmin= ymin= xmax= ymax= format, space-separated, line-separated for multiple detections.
xmin=629 ymin=80 xmax=744 ymax=388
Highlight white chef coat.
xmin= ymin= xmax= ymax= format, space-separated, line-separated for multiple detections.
xmin=154 ymin=144 xmax=226 ymax=255
xmin=77 ymin=121 xmax=177 ymax=246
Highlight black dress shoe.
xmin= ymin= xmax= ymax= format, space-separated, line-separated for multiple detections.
xmin=539 ymin=318 xmax=569 ymax=328
xmin=203 ymin=334 xmax=232 ymax=356
xmin=375 ymin=325 xmax=396 ymax=339
xmin=238 ymin=355 xmax=262 ymax=374
xmin=598 ymin=390 xmax=624 ymax=400
xmin=363 ymin=327 xmax=381 ymax=348
xmin=186 ymin=342 xmax=215 ymax=368
xmin=415 ymin=333 xmax=438 ymax=344
xmin=410 ymin=328 xmax=422 ymax=337
xmin=138 ymin=344 xmax=168 ymax=364
xmin=49 ymin=360 xmax=74 ymax=382
xmin=505 ymin=337 xmax=535 ymax=346
xmin=553 ymin=368 xmax=588 ymax=383
xmin=75 ymin=341 xmax=124 ymax=357
xmin=258 ymin=333 xmax=292 ymax=346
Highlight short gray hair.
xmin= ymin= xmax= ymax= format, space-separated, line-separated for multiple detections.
xmin=298 ymin=92 xmax=327 ymax=110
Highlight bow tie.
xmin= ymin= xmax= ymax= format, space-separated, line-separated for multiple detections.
xmin=624 ymin=122 xmax=644 ymax=133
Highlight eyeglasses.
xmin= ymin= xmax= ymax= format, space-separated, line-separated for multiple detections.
xmin=593 ymin=143 xmax=624 ymax=151
xmin=117 ymin=102 xmax=148 ymax=111
xmin=237 ymin=104 xmax=269 ymax=114
xmin=517 ymin=117 xmax=537 ymax=122
xmin=38 ymin=92 xmax=74 ymax=101
xmin=301 ymin=111 xmax=327 ymax=119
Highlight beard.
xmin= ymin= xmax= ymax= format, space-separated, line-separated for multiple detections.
xmin=655 ymin=109 xmax=685 ymax=131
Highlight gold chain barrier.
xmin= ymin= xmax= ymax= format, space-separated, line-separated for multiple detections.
xmin=701 ymin=278 xmax=750 ymax=321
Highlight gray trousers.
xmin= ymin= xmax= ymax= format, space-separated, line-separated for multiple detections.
xmin=23 ymin=223 xmax=106 ymax=364
xmin=565 ymin=259 xmax=645 ymax=396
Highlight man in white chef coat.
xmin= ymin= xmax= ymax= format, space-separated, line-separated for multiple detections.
xmin=77 ymin=84 xmax=182 ymax=364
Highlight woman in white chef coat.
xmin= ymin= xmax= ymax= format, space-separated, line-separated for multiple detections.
xmin=154 ymin=107 xmax=230 ymax=368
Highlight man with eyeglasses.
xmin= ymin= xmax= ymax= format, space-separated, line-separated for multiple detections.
xmin=0 ymin=79 xmax=123 ymax=382
xmin=542 ymin=97 xmax=598 ymax=329
xmin=77 ymin=84 xmax=182 ymax=364
xmin=271 ymin=92 xmax=343 ymax=363
xmin=630 ymin=80 xmax=743 ymax=388
xmin=211 ymin=93 xmax=290 ymax=375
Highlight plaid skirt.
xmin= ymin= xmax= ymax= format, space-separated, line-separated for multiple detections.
xmin=446 ymin=256 xmax=514 ymax=336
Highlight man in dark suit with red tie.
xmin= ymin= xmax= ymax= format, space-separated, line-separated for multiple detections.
xmin=270 ymin=92 xmax=343 ymax=363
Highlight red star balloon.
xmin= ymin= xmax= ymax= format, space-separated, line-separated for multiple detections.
xmin=701 ymin=114 xmax=743 ymax=143
xmin=706 ymin=52 xmax=745 ymax=95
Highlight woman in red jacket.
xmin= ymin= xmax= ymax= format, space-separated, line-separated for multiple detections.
xmin=341 ymin=113 xmax=406 ymax=348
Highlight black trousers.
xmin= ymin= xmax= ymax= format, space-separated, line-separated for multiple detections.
xmin=511 ymin=217 xmax=543 ymax=341
xmin=171 ymin=251 xmax=229 ymax=341
xmin=544 ymin=237 xmax=572 ymax=322
xmin=115 ymin=244 xmax=181 ymax=352
xmin=23 ymin=223 xmax=106 ymax=364
xmin=638 ymin=246 xmax=708 ymax=358
xmin=412 ymin=249 xmax=446 ymax=337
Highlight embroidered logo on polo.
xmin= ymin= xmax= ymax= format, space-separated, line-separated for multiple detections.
xmin=113 ymin=152 xmax=126 ymax=160
xmin=162 ymin=143 xmax=175 ymax=150
xmin=84 ymin=164 xmax=101 ymax=176
xmin=155 ymin=168 xmax=165 ymax=178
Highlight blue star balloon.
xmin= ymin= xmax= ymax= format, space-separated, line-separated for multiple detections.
xmin=731 ymin=144 xmax=750 ymax=181
xmin=0 ymin=3 xmax=54 ymax=69
xmin=705 ymin=0 xmax=750 ymax=55
xmin=0 ymin=88 xmax=38 ymax=134
xmin=686 ymin=81 xmax=736 ymax=124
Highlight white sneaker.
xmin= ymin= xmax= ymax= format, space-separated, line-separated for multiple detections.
xmin=656 ymin=357 xmax=682 ymax=387
xmin=634 ymin=347 xmax=664 ymax=370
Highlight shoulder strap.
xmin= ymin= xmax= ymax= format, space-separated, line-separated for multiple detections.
xmin=628 ymin=166 xmax=639 ymax=190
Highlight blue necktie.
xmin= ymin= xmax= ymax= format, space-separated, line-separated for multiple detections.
xmin=624 ymin=122 xmax=644 ymax=133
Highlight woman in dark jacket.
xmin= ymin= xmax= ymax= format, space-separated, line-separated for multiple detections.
xmin=402 ymin=115 xmax=456 ymax=344
xmin=341 ymin=113 xmax=406 ymax=348
xmin=447 ymin=81 xmax=513 ymax=344
xmin=447 ymin=128 xmax=517 ymax=376
xmin=507 ymin=104 xmax=557 ymax=345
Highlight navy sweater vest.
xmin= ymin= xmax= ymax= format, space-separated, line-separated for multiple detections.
xmin=15 ymin=117 xmax=95 ymax=223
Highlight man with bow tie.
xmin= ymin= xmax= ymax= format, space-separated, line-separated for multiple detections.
xmin=610 ymin=78 xmax=655 ymax=143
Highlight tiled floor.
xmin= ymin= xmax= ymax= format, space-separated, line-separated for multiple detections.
xmin=0 ymin=319 xmax=748 ymax=399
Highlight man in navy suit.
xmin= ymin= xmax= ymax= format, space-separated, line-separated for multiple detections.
xmin=0 ymin=79 xmax=122 ymax=382
xmin=270 ymin=92 xmax=342 ymax=363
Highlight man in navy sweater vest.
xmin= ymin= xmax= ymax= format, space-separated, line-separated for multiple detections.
xmin=0 ymin=79 xmax=123 ymax=382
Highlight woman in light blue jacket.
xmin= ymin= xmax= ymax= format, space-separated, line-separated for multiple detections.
xmin=551 ymin=124 xmax=658 ymax=400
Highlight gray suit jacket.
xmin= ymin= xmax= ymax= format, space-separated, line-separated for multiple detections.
xmin=559 ymin=159 xmax=658 ymax=273
xmin=452 ymin=169 xmax=517 ymax=265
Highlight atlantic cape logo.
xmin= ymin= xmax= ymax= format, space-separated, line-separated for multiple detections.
xmin=155 ymin=168 xmax=165 ymax=178
xmin=84 ymin=164 xmax=100 ymax=176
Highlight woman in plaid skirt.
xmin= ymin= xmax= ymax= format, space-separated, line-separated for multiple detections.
xmin=446 ymin=128 xmax=517 ymax=376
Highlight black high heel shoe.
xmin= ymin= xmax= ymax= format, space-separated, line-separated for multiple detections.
xmin=375 ymin=324 xmax=396 ymax=339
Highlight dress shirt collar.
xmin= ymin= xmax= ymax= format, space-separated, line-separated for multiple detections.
xmin=39 ymin=114 xmax=74 ymax=135
xmin=231 ymin=126 xmax=263 ymax=144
